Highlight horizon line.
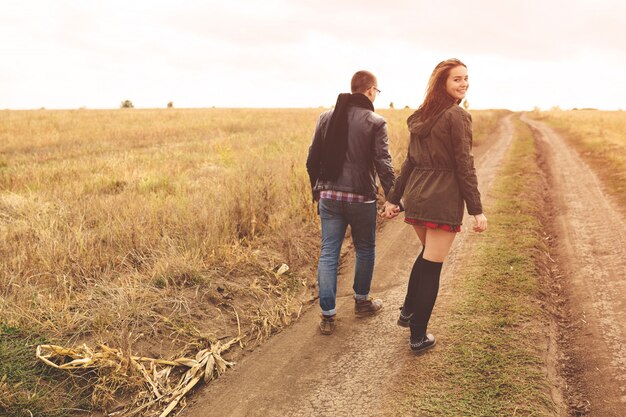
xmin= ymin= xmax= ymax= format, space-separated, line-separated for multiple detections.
xmin=2 ymin=105 xmax=622 ymax=112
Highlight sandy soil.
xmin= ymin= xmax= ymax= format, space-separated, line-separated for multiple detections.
xmin=523 ymin=116 xmax=626 ymax=417
xmin=182 ymin=116 xmax=517 ymax=417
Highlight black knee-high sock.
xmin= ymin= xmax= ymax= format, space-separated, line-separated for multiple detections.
xmin=409 ymin=258 xmax=443 ymax=340
xmin=402 ymin=247 xmax=425 ymax=313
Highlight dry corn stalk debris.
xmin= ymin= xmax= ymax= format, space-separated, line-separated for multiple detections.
xmin=36 ymin=336 xmax=241 ymax=417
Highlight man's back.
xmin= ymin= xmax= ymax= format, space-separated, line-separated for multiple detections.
xmin=309 ymin=104 xmax=394 ymax=200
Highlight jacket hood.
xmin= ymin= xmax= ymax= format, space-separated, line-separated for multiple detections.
xmin=407 ymin=105 xmax=454 ymax=138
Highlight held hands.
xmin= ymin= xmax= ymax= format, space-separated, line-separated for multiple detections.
xmin=380 ymin=201 xmax=487 ymax=232
xmin=473 ymin=213 xmax=488 ymax=232
xmin=381 ymin=201 xmax=401 ymax=219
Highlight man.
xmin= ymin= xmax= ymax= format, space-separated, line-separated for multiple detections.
xmin=306 ymin=70 xmax=396 ymax=335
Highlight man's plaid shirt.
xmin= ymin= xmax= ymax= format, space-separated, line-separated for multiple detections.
xmin=319 ymin=190 xmax=376 ymax=203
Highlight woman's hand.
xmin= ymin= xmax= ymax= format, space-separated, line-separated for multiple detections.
xmin=382 ymin=201 xmax=400 ymax=219
xmin=473 ymin=213 xmax=487 ymax=232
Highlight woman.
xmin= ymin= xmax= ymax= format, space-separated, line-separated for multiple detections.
xmin=383 ymin=58 xmax=488 ymax=354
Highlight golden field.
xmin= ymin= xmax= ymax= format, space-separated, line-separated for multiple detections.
xmin=530 ymin=109 xmax=626 ymax=213
xmin=0 ymin=107 xmax=506 ymax=415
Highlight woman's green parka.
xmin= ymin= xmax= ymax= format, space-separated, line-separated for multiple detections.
xmin=387 ymin=105 xmax=482 ymax=226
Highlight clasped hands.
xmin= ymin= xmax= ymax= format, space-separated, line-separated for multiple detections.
xmin=380 ymin=202 xmax=488 ymax=233
xmin=380 ymin=201 xmax=401 ymax=219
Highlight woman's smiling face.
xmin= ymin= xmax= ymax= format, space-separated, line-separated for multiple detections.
xmin=446 ymin=65 xmax=469 ymax=101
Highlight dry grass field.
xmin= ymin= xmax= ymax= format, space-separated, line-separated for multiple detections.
xmin=529 ymin=109 xmax=626 ymax=213
xmin=0 ymin=107 xmax=507 ymax=416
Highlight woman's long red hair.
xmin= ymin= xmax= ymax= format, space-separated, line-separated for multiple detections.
xmin=417 ymin=58 xmax=466 ymax=120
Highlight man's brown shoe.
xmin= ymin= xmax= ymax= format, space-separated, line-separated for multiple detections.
xmin=354 ymin=297 xmax=383 ymax=317
xmin=319 ymin=314 xmax=335 ymax=335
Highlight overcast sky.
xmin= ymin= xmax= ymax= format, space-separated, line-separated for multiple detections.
xmin=2 ymin=0 xmax=625 ymax=110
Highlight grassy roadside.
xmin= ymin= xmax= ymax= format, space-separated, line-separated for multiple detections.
xmin=391 ymin=116 xmax=558 ymax=416
xmin=1 ymin=108 xmax=324 ymax=415
xmin=0 ymin=325 xmax=86 ymax=417
xmin=528 ymin=110 xmax=626 ymax=215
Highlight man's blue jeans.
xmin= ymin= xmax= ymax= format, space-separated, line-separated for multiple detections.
xmin=317 ymin=198 xmax=377 ymax=316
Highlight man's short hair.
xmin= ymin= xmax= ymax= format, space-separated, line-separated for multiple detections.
xmin=351 ymin=71 xmax=377 ymax=94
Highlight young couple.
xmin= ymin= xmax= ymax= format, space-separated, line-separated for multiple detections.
xmin=306 ymin=59 xmax=488 ymax=354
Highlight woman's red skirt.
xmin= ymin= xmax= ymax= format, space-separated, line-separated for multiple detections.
xmin=404 ymin=217 xmax=461 ymax=233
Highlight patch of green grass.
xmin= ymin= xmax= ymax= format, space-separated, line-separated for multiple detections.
xmin=394 ymin=117 xmax=556 ymax=416
xmin=0 ymin=324 xmax=90 ymax=417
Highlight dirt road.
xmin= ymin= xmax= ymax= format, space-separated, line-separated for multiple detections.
xmin=183 ymin=117 xmax=515 ymax=417
xmin=523 ymin=116 xmax=626 ymax=416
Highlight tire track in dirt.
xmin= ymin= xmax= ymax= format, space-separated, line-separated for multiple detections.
xmin=522 ymin=115 xmax=626 ymax=416
xmin=183 ymin=116 xmax=515 ymax=417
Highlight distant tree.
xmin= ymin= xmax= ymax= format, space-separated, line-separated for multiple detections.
xmin=120 ymin=100 xmax=134 ymax=109
xmin=389 ymin=101 xmax=394 ymax=109
xmin=463 ymin=99 xmax=469 ymax=110
xmin=404 ymin=105 xmax=410 ymax=109
xmin=167 ymin=101 xmax=174 ymax=108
